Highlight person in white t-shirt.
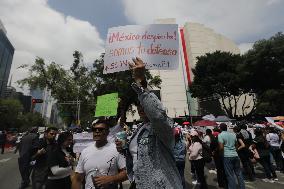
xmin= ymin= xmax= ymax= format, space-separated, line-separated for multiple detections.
xmin=92 ymin=118 xmax=124 ymax=143
xmin=72 ymin=119 xmax=127 ymax=189
xmin=266 ymin=127 xmax=283 ymax=171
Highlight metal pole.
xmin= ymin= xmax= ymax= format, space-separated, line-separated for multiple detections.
xmin=76 ymin=86 xmax=80 ymax=125
xmin=78 ymin=100 xmax=80 ymax=122
xmin=180 ymin=49 xmax=191 ymax=117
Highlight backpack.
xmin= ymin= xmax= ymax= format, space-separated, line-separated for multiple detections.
xmin=201 ymin=142 xmax=212 ymax=163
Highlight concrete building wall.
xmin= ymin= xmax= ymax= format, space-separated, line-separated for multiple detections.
xmin=183 ymin=22 xmax=241 ymax=116
xmin=30 ymin=87 xmax=54 ymax=123
xmin=127 ymin=20 xmax=247 ymax=120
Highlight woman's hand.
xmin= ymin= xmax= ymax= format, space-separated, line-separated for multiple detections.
xmin=93 ymin=175 xmax=115 ymax=189
xmin=65 ymin=155 xmax=75 ymax=165
xmin=129 ymin=57 xmax=146 ymax=86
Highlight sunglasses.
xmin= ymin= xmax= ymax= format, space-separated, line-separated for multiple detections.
xmin=92 ymin=127 xmax=106 ymax=132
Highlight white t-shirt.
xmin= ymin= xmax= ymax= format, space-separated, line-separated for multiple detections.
xmin=266 ymin=133 xmax=280 ymax=147
xmin=203 ymin=135 xmax=211 ymax=146
xmin=75 ymin=142 xmax=126 ymax=189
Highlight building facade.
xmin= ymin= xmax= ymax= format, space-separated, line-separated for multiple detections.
xmin=30 ymin=87 xmax=54 ymax=123
xmin=183 ymin=22 xmax=240 ymax=116
xmin=151 ymin=20 xmax=241 ymax=118
xmin=0 ymin=20 xmax=14 ymax=98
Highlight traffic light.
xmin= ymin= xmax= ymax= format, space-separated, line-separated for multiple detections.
xmin=32 ymin=99 xmax=43 ymax=104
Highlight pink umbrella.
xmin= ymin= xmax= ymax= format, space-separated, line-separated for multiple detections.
xmin=182 ymin=121 xmax=190 ymax=125
xmin=193 ymin=120 xmax=218 ymax=127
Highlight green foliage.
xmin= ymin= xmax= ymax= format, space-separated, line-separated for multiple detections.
xmin=242 ymin=32 xmax=284 ymax=94
xmin=255 ymin=89 xmax=284 ymax=115
xmin=90 ymin=53 xmax=161 ymax=123
xmin=242 ymin=32 xmax=284 ymax=115
xmin=18 ymin=51 xmax=96 ymax=127
xmin=189 ymin=51 xmax=256 ymax=118
xmin=190 ymin=33 xmax=284 ymax=117
xmin=18 ymin=51 xmax=162 ymax=126
xmin=0 ymin=99 xmax=23 ymax=130
xmin=17 ymin=112 xmax=46 ymax=131
xmin=0 ymin=99 xmax=45 ymax=131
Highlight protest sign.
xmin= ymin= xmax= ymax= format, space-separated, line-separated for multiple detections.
xmin=104 ymin=24 xmax=179 ymax=74
xmin=95 ymin=93 xmax=118 ymax=117
xmin=73 ymin=132 xmax=93 ymax=153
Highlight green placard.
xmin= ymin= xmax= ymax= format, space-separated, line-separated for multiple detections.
xmin=95 ymin=93 xmax=118 ymax=117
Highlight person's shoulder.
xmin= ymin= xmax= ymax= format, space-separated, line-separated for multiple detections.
xmin=218 ymin=132 xmax=224 ymax=138
xmin=81 ymin=143 xmax=95 ymax=155
xmin=106 ymin=142 xmax=120 ymax=153
xmin=229 ymin=132 xmax=236 ymax=138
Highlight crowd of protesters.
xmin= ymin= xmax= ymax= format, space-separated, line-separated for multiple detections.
xmin=178 ymin=121 xmax=284 ymax=189
xmin=3 ymin=57 xmax=284 ymax=189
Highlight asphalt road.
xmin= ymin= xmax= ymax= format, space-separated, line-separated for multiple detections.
xmin=1 ymin=149 xmax=284 ymax=189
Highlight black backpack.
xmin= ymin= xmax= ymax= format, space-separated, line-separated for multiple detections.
xmin=201 ymin=142 xmax=212 ymax=163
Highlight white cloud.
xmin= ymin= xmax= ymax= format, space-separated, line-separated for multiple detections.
xmin=238 ymin=43 xmax=253 ymax=54
xmin=267 ymin=0 xmax=281 ymax=5
xmin=122 ymin=0 xmax=284 ymax=44
xmin=0 ymin=0 xmax=104 ymax=93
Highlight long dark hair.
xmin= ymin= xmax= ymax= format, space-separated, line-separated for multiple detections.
xmin=192 ymin=135 xmax=202 ymax=144
xmin=57 ymin=131 xmax=75 ymax=157
xmin=57 ymin=131 xmax=73 ymax=147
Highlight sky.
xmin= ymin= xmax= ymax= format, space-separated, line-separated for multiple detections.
xmin=0 ymin=0 xmax=283 ymax=93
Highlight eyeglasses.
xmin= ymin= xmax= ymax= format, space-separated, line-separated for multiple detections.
xmin=92 ymin=127 xmax=106 ymax=132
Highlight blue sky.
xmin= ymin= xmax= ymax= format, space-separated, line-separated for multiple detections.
xmin=0 ymin=0 xmax=283 ymax=92
xmin=48 ymin=0 xmax=130 ymax=39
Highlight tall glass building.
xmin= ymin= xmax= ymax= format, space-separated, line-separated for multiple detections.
xmin=0 ymin=20 xmax=14 ymax=98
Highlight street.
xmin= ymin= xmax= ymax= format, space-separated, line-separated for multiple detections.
xmin=1 ymin=149 xmax=284 ymax=189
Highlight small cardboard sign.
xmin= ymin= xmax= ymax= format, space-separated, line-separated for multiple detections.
xmin=95 ymin=93 xmax=118 ymax=117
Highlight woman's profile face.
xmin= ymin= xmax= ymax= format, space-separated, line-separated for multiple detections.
xmin=63 ymin=136 xmax=73 ymax=148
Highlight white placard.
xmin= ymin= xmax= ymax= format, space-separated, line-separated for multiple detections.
xmin=73 ymin=132 xmax=93 ymax=140
xmin=73 ymin=141 xmax=94 ymax=153
xmin=73 ymin=133 xmax=93 ymax=153
xmin=104 ymin=24 xmax=179 ymax=74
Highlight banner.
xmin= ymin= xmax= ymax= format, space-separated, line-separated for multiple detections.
xmin=95 ymin=93 xmax=118 ymax=117
xmin=104 ymin=24 xmax=179 ymax=74
xmin=73 ymin=133 xmax=93 ymax=153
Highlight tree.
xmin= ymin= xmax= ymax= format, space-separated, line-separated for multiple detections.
xmin=90 ymin=53 xmax=162 ymax=123
xmin=18 ymin=52 xmax=161 ymax=126
xmin=0 ymin=99 xmax=23 ymax=130
xmin=254 ymin=89 xmax=284 ymax=115
xmin=17 ymin=112 xmax=46 ymax=131
xmin=189 ymin=51 xmax=256 ymax=118
xmin=242 ymin=32 xmax=284 ymax=115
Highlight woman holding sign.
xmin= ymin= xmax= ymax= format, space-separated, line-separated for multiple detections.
xmin=116 ymin=57 xmax=183 ymax=189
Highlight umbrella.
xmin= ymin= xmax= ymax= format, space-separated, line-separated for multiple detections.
xmin=182 ymin=121 xmax=190 ymax=125
xmin=193 ymin=120 xmax=218 ymax=127
xmin=214 ymin=115 xmax=234 ymax=122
